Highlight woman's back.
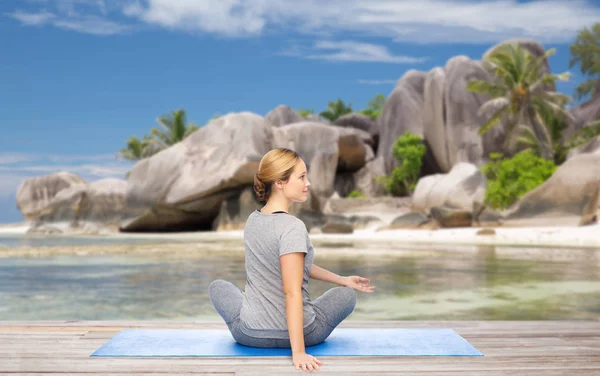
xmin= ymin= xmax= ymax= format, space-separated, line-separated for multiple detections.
xmin=240 ymin=209 xmax=316 ymax=338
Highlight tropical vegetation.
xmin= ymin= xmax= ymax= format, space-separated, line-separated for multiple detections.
xmin=481 ymin=151 xmax=557 ymax=210
xmin=467 ymin=43 xmax=571 ymax=161
xmin=377 ymin=131 xmax=426 ymax=196
xmin=319 ymin=99 xmax=353 ymax=121
xmin=569 ymin=23 xmax=600 ymax=101
xmin=359 ymin=94 xmax=386 ymax=120
xmin=118 ymin=109 xmax=199 ymax=161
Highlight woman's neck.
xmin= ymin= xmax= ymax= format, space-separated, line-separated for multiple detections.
xmin=261 ymin=201 xmax=289 ymax=214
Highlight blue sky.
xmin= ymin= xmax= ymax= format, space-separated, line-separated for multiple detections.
xmin=1 ymin=0 xmax=599 ymax=224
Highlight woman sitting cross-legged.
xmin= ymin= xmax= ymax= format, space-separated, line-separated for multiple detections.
xmin=209 ymin=147 xmax=375 ymax=373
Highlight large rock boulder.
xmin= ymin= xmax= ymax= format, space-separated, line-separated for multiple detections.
xmin=334 ymin=113 xmax=379 ymax=150
xmin=567 ymin=134 xmax=600 ymax=159
xmin=387 ymin=211 xmax=431 ymax=229
xmin=419 ymin=40 xmax=549 ymax=174
xmin=122 ymin=112 xmax=273 ymax=231
xmin=16 ymin=172 xmax=85 ymax=221
xmin=212 ymin=186 xmax=262 ymax=231
xmin=503 ymin=153 xmax=600 ymax=226
xmin=444 ymin=56 xmax=504 ymax=167
xmin=423 ymin=67 xmax=450 ymax=172
xmin=352 ymin=155 xmax=387 ymax=197
xmin=566 ymin=79 xmax=600 ymax=139
xmin=271 ymin=122 xmax=342 ymax=212
xmin=28 ymin=178 xmax=129 ymax=234
xmin=122 ymin=114 xmax=376 ymax=231
xmin=264 ymin=105 xmax=304 ymax=127
xmin=412 ymin=163 xmax=486 ymax=213
xmin=378 ymin=70 xmax=427 ymax=174
xmin=430 ymin=205 xmax=473 ymax=227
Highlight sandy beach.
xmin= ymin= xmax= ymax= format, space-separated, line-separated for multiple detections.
xmin=1 ymin=221 xmax=600 ymax=258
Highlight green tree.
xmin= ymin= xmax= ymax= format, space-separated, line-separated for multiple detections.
xmin=516 ymin=102 xmax=570 ymax=164
xmin=467 ymin=43 xmax=571 ymax=160
xmin=377 ymin=131 xmax=426 ymax=196
xmin=481 ymin=151 xmax=557 ymax=209
xmin=319 ymin=99 xmax=353 ymax=121
xmin=117 ymin=134 xmax=156 ymax=161
xmin=360 ymin=94 xmax=386 ymax=120
xmin=150 ymin=109 xmax=200 ymax=150
xmin=297 ymin=108 xmax=315 ymax=117
xmin=569 ymin=23 xmax=600 ymax=101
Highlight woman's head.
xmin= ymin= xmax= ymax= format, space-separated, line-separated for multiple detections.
xmin=253 ymin=148 xmax=311 ymax=204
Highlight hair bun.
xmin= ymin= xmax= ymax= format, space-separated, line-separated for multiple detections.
xmin=253 ymin=174 xmax=267 ymax=202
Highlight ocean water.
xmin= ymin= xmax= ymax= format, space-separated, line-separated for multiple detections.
xmin=1 ymin=239 xmax=599 ymax=321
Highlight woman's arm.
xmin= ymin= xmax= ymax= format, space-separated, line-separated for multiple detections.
xmin=310 ymin=264 xmax=376 ymax=293
xmin=309 ymin=264 xmax=347 ymax=286
xmin=280 ymin=252 xmax=307 ymax=354
xmin=281 ymin=253 xmax=323 ymax=372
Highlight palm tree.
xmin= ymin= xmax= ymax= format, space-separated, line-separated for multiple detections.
xmin=516 ymin=101 xmax=571 ymax=164
xmin=467 ymin=43 xmax=571 ymax=160
xmin=150 ymin=109 xmax=200 ymax=150
xmin=569 ymin=23 xmax=600 ymax=101
xmin=319 ymin=99 xmax=353 ymax=121
xmin=117 ymin=134 xmax=156 ymax=161
xmin=360 ymin=94 xmax=386 ymax=120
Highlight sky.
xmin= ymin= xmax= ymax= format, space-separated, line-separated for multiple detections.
xmin=1 ymin=0 xmax=599 ymax=224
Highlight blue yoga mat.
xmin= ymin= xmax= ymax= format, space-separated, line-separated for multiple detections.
xmin=91 ymin=328 xmax=483 ymax=357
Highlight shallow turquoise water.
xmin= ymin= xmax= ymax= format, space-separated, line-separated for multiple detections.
xmin=0 ymin=242 xmax=599 ymax=320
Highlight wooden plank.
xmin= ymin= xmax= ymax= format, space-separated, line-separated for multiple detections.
xmin=1 ymin=321 xmax=599 ymax=375
xmin=2 ymin=361 xmax=600 ymax=374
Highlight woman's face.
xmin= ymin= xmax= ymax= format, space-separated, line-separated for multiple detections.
xmin=282 ymin=159 xmax=311 ymax=203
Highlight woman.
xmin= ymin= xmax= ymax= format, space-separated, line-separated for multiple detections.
xmin=209 ymin=148 xmax=375 ymax=373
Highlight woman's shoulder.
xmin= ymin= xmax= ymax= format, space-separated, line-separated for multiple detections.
xmin=278 ymin=215 xmax=308 ymax=235
xmin=247 ymin=210 xmax=305 ymax=231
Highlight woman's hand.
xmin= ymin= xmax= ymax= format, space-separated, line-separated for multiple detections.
xmin=293 ymin=352 xmax=323 ymax=372
xmin=342 ymin=276 xmax=375 ymax=293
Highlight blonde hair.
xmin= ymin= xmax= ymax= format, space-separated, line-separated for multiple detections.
xmin=254 ymin=148 xmax=300 ymax=203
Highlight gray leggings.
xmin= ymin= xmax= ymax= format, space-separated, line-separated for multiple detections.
xmin=208 ymin=279 xmax=357 ymax=348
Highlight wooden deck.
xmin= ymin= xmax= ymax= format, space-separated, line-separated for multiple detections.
xmin=2 ymin=320 xmax=600 ymax=375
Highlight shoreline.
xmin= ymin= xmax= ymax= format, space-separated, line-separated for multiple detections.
xmin=1 ymin=222 xmax=600 ymax=257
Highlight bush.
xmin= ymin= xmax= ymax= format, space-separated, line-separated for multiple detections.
xmin=347 ymin=189 xmax=365 ymax=198
xmin=481 ymin=151 xmax=557 ymax=209
xmin=378 ymin=131 xmax=426 ymax=196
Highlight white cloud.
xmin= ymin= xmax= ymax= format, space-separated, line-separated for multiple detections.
xmin=117 ymin=0 xmax=600 ymax=44
xmin=358 ymin=79 xmax=397 ymax=85
xmin=52 ymin=16 xmax=131 ymax=35
xmin=310 ymin=40 xmax=426 ymax=64
xmin=124 ymin=0 xmax=266 ymax=36
xmin=6 ymin=1 xmax=600 ymax=43
xmin=0 ymin=153 xmax=37 ymax=165
xmin=8 ymin=10 xmax=55 ymax=25
xmin=7 ymin=0 xmax=132 ymax=35
xmin=281 ymin=40 xmax=426 ymax=64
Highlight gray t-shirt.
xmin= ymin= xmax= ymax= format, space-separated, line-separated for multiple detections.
xmin=239 ymin=209 xmax=316 ymax=339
